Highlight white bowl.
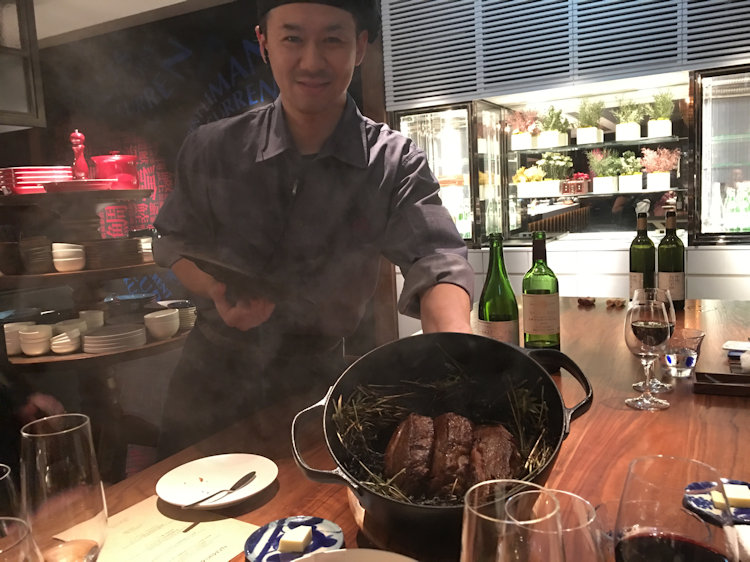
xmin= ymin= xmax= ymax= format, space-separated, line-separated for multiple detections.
xmin=78 ymin=310 xmax=105 ymax=330
xmin=51 ymin=243 xmax=84 ymax=251
xmin=4 ymin=321 xmax=35 ymax=355
xmin=52 ymin=248 xmax=85 ymax=259
xmin=20 ymin=337 xmax=50 ymax=356
xmin=51 ymin=328 xmax=81 ymax=342
xmin=19 ymin=324 xmax=52 ymax=339
xmin=144 ymin=309 xmax=179 ymax=340
xmin=53 ymin=255 xmax=85 ymax=272
xmin=53 ymin=319 xmax=88 ymax=336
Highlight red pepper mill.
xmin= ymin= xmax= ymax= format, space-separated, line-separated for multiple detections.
xmin=70 ymin=129 xmax=89 ymax=179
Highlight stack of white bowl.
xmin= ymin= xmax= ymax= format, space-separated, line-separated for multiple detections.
xmin=51 ymin=243 xmax=86 ymax=273
xmin=79 ymin=310 xmax=105 ymax=331
xmin=53 ymin=318 xmax=88 ymax=336
xmin=143 ymin=309 xmax=180 ymax=340
xmin=18 ymin=324 xmax=52 ymax=356
xmin=50 ymin=328 xmax=81 ymax=354
xmin=4 ymin=321 xmax=35 ymax=355
xmin=167 ymin=301 xmax=197 ymax=330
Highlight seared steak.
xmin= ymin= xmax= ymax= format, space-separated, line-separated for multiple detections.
xmin=429 ymin=412 xmax=474 ymax=498
xmin=383 ymin=413 xmax=435 ymax=496
xmin=469 ymin=424 xmax=522 ymax=484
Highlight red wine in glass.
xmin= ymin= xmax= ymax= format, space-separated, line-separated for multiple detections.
xmin=631 ymin=320 xmax=670 ymax=347
xmin=615 ymin=533 xmax=730 ymax=562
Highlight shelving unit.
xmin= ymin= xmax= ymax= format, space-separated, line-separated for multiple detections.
xmin=0 ymin=188 xmax=179 ymax=482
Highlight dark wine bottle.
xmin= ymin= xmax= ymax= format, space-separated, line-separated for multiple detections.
xmin=629 ymin=212 xmax=655 ymax=298
xmin=658 ymin=210 xmax=686 ymax=310
xmin=522 ymin=231 xmax=560 ymax=350
xmin=476 ymin=233 xmax=519 ymax=345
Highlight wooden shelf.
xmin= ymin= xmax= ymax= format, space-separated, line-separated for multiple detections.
xmin=0 ymin=189 xmax=153 ymax=206
xmin=7 ymin=331 xmax=189 ymax=370
xmin=510 ymin=136 xmax=686 ymax=155
xmin=0 ymin=260 xmax=163 ymax=290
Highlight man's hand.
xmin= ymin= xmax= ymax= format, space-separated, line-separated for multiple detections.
xmin=17 ymin=393 xmax=65 ymax=424
xmin=208 ymin=282 xmax=275 ymax=331
xmin=419 ymin=283 xmax=472 ymax=334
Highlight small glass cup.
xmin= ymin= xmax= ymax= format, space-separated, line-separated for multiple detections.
xmin=663 ymin=328 xmax=705 ymax=378
xmin=0 ymin=517 xmax=43 ymax=562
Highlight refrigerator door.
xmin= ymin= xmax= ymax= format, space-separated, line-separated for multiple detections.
xmin=694 ymin=66 xmax=750 ymax=243
xmin=397 ymin=106 xmax=473 ymax=240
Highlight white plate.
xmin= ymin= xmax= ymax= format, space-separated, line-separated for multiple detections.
xmin=298 ymin=549 xmax=417 ymax=561
xmin=155 ymin=453 xmax=278 ymax=510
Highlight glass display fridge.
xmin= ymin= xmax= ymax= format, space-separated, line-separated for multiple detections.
xmin=691 ymin=64 xmax=750 ymax=245
xmin=392 ymin=101 xmax=509 ymax=247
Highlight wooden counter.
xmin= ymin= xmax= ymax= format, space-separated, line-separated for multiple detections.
xmin=103 ymin=298 xmax=750 ymax=561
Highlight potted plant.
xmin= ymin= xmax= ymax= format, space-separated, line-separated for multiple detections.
xmin=534 ymin=152 xmax=572 ymax=196
xmin=619 ymin=150 xmax=643 ymax=192
xmin=576 ymin=99 xmax=604 ymax=145
xmin=537 ymin=106 xmax=571 ymax=148
xmin=587 ymin=149 xmax=623 ymax=193
xmin=512 ymin=165 xmax=557 ymax=198
xmin=641 ymin=147 xmax=680 ymax=190
xmin=508 ymin=109 xmax=540 ymax=151
xmin=647 ymin=90 xmax=674 ymax=138
xmin=613 ymin=96 xmax=647 ymax=141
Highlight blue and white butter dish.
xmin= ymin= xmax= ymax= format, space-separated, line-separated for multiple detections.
xmin=245 ymin=515 xmax=344 ymax=562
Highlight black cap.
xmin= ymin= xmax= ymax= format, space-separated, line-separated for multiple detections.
xmin=257 ymin=0 xmax=380 ymax=43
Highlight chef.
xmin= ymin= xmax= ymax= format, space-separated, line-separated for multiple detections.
xmin=153 ymin=0 xmax=473 ymax=456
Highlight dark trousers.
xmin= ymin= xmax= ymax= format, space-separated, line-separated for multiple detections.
xmin=157 ymin=325 xmax=344 ymax=458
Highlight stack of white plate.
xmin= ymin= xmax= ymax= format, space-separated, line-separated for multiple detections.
xmin=166 ymin=301 xmax=197 ymax=330
xmin=50 ymin=328 xmax=81 ymax=354
xmin=18 ymin=324 xmax=52 ymax=356
xmin=137 ymin=237 xmax=153 ymax=261
xmin=83 ymin=324 xmax=146 ymax=354
xmin=4 ymin=321 xmax=35 ymax=355
xmin=53 ymin=318 xmax=88 ymax=336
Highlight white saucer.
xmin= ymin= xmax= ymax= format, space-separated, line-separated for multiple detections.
xmin=155 ymin=453 xmax=278 ymax=510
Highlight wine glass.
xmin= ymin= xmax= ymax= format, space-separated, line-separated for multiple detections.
xmin=461 ymin=479 xmax=564 ymax=562
xmin=550 ymin=490 xmax=609 ymax=561
xmin=0 ymin=465 xmax=19 ymax=517
xmin=623 ymin=301 xmax=671 ymax=410
xmin=0 ymin=517 xmax=43 ymax=562
xmin=615 ymin=455 xmax=738 ymax=561
xmin=631 ymin=288 xmax=675 ymax=394
xmin=20 ymin=414 xmax=107 ymax=562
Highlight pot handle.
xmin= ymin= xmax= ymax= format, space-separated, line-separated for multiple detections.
xmin=291 ymin=392 xmax=361 ymax=491
xmin=526 ymin=348 xmax=593 ymax=436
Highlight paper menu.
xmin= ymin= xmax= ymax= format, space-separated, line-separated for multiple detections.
xmin=96 ymin=495 xmax=257 ymax=562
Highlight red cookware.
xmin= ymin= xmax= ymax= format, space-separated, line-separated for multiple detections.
xmin=91 ymin=151 xmax=138 ymax=189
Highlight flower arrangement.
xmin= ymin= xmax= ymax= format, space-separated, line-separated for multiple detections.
xmin=572 ymin=172 xmax=590 ymax=181
xmin=641 ymin=147 xmax=681 ymax=173
xmin=648 ymin=90 xmax=674 ymax=120
xmin=508 ymin=109 xmax=541 ymax=134
xmin=586 ymin=149 xmax=623 ymax=177
xmin=620 ymin=151 xmax=642 ymax=175
xmin=536 ymin=152 xmax=573 ymax=180
xmin=539 ymin=106 xmax=571 ymax=133
xmin=512 ymin=166 xmax=545 ymax=183
xmin=577 ymin=100 xmax=604 ymax=128
xmin=613 ymin=96 xmax=647 ymax=124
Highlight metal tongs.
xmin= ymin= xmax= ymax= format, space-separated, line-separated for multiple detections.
xmin=180 ymin=470 xmax=257 ymax=509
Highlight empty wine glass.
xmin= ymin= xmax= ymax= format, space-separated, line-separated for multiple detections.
xmin=461 ymin=479 xmax=564 ymax=562
xmin=20 ymin=414 xmax=107 ymax=562
xmin=0 ymin=465 xmax=19 ymax=518
xmin=623 ymin=300 xmax=671 ymax=410
xmin=615 ymin=455 xmax=738 ymax=561
xmin=631 ymin=288 xmax=675 ymax=394
xmin=0 ymin=517 xmax=43 ymax=562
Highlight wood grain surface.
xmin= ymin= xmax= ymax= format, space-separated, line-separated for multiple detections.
xmin=103 ymin=298 xmax=750 ymax=561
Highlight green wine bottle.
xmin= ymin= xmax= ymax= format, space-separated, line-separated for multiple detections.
xmin=522 ymin=231 xmax=560 ymax=350
xmin=477 ymin=233 xmax=519 ymax=345
xmin=629 ymin=212 xmax=655 ymax=298
xmin=658 ymin=210 xmax=685 ymax=310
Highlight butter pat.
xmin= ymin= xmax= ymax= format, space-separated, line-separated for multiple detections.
xmin=711 ymin=483 xmax=750 ymax=509
xmin=278 ymin=525 xmax=312 ymax=553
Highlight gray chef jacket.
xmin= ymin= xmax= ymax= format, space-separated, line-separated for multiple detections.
xmin=153 ymin=95 xmax=474 ymax=349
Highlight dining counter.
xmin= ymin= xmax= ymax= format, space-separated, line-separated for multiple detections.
xmin=103 ymin=297 xmax=750 ymax=561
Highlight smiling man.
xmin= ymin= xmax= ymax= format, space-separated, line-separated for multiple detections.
xmin=153 ymin=0 xmax=474 ymax=456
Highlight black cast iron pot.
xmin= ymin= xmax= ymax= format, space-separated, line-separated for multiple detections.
xmin=291 ymin=333 xmax=593 ymax=560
